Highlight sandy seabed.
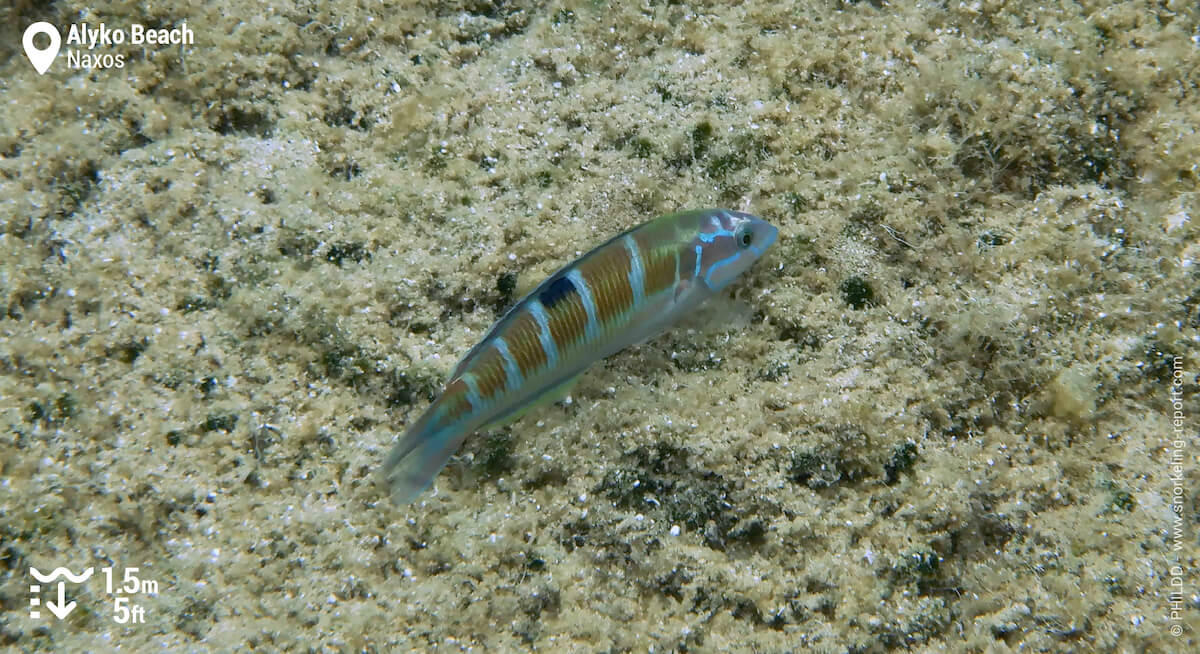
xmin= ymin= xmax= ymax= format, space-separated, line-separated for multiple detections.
xmin=1 ymin=1 xmax=1198 ymax=652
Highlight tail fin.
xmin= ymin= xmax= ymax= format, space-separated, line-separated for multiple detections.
xmin=379 ymin=402 xmax=472 ymax=505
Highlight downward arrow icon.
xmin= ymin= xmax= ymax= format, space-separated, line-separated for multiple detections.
xmin=46 ymin=582 xmax=76 ymax=619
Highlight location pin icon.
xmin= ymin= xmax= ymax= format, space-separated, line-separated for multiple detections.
xmin=22 ymin=22 xmax=61 ymax=75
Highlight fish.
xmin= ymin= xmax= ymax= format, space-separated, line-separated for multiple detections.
xmin=381 ymin=208 xmax=778 ymax=504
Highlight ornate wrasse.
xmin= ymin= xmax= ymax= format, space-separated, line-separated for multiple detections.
xmin=381 ymin=208 xmax=778 ymax=504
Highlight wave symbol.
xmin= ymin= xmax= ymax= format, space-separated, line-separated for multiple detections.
xmin=30 ymin=567 xmax=94 ymax=583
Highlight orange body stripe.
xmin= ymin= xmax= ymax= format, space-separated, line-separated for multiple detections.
xmin=544 ymin=290 xmax=589 ymax=350
xmin=506 ymin=311 xmax=549 ymax=377
xmin=636 ymin=239 xmax=676 ymax=297
xmin=469 ymin=347 xmax=508 ymax=399
xmin=580 ymin=245 xmax=634 ymax=325
xmin=441 ymin=378 xmax=475 ymax=414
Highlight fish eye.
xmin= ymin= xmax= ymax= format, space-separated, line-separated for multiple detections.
xmin=737 ymin=226 xmax=753 ymax=248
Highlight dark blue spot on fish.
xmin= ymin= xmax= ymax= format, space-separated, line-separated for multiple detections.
xmin=539 ymin=275 xmax=576 ymax=309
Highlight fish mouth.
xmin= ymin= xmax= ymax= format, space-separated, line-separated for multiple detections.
xmin=750 ymin=218 xmax=779 ymax=255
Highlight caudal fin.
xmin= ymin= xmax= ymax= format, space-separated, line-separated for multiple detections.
xmin=379 ymin=404 xmax=471 ymax=505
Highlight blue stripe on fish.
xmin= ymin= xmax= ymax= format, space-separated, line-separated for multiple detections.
xmin=460 ymin=373 xmax=485 ymax=410
xmin=623 ymin=235 xmax=645 ymax=308
xmin=704 ymin=253 xmax=742 ymax=287
xmin=567 ymin=269 xmax=600 ymax=341
xmin=698 ymin=225 xmax=733 ymax=242
xmin=528 ymin=299 xmax=559 ymax=369
xmin=493 ymin=337 xmax=523 ymax=392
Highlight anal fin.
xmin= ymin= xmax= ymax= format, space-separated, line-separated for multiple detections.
xmin=480 ymin=372 xmax=583 ymax=432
